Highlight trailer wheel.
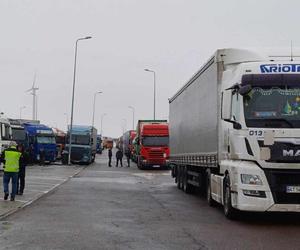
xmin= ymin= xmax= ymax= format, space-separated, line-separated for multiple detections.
xmin=223 ymin=174 xmax=238 ymax=220
xmin=177 ymin=166 xmax=182 ymax=189
xmin=183 ymin=166 xmax=194 ymax=194
xmin=206 ymin=170 xmax=217 ymax=206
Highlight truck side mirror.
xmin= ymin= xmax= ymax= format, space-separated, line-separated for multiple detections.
xmin=1 ymin=124 xmax=5 ymax=138
xmin=221 ymin=90 xmax=232 ymax=121
xmin=239 ymin=84 xmax=252 ymax=96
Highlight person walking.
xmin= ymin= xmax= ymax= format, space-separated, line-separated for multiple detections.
xmin=115 ymin=148 xmax=123 ymax=167
xmin=108 ymin=148 xmax=112 ymax=167
xmin=1 ymin=141 xmax=21 ymax=201
xmin=17 ymin=144 xmax=28 ymax=195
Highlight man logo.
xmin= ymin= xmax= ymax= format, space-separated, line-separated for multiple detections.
xmin=283 ymin=149 xmax=300 ymax=157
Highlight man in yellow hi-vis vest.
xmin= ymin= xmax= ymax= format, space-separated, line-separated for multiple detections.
xmin=1 ymin=141 xmax=21 ymax=201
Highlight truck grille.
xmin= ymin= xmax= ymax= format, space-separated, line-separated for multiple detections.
xmin=149 ymin=150 xmax=164 ymax=159
xmin=264 ymin=169 xmax=300 ymax=204
xmin=70 ymin=148 xmax=85 ymax=161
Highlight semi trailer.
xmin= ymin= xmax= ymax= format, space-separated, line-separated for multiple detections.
xmin=169 ymin=48 xmax=300 ymax=219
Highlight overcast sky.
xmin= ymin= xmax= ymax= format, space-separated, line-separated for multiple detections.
xmin=0 ymin=0 xmax=299 ymax=138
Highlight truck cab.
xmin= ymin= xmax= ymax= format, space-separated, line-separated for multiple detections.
xmin=66 ymin=125 xmax=97 ymax=164
xmin=135 ymin=120 xmax=170 ymax=169
xmin=23 ymin=123 xmax=56 ymax=163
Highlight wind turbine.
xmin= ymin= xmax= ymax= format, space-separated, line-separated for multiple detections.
xmin=26 ymin=72 xmax=39 ymax=120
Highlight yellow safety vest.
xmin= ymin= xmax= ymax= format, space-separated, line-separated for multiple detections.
xmin=4 ymin=147 xmax=21 ymax=173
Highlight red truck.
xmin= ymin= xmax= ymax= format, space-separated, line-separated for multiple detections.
xmin=134 ymin=120 xmax=169 ymax=169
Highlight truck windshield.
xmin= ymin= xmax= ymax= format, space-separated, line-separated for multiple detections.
xmin=244 ymin=87 xmax=300 ymax=128
xmin=37 ymin=136 xmax=56 ymax=144
xmin=70 ymin=135 xmax=90 ymax=145
xmin=12 ymin=128 xmax=26 ymax=141
xmin=142 ymin=136 xmax=169 ymax=146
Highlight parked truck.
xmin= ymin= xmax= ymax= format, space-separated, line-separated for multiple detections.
xmin=66 ymin=125 xmax=97 ymax=164
xmin=134 ymin=120 xmax=169 ymax=169
xmin=122 ymin=130 xmax=136 ymax=157
xmin=169 ymin=48 xmax=300 ymax=219
xmin=96 ymin=135 xmax=103 ymax=154
xmin=0 ymin=115 xmax=13 ymax=171
xmin=23 ymin=123 xmax=56 ymax=163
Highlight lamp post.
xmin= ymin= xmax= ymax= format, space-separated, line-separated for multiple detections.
xmin=144 ymin=68 xmax=156 ymax=120
xmin=92 ymin=91 xmax=102 ymax=127
xmin=19 ymin=106 xmax=26 ymax=119
xmin=68 ymin=36 xmax=92 ymax=165
xmin=128 ymin=106 xmax=135 ymax=130
xmin=101 ymin=113 xmax=107 ymax=136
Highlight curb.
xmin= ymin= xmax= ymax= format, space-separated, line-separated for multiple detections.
xmin=0 ymin=166 xmax=85 ymax=220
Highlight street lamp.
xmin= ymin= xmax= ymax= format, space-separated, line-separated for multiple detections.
xmin=128 ymin=106 xmax=135 ymax=130
xmin=68 ymin=36 xmax=92 ymax=165
xmin=19 ymin=106 xmax=26 ymax=119
xmin=144 ymin=68 xmax=156 ymax=120
xmin=101 ymin=113 xmax=107 ymax=136
xmin=92 ymin=91 xmax=102 ymax=127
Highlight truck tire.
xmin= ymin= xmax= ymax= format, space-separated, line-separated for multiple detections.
xmin=177 ymin=166 xmax=182 ymax=189
xmin=206 ymin=170 xmax=217 ymax=206
xmin=183 ymin=166 xmax=194 ymax=194
xmin=223 ymin=174 xmax=238 ymax=220
xmin=137 ymin=157 xmax=144 ymax=170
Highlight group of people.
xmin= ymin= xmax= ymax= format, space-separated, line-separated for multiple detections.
xmin=1 ymin=141 xmax=28 ymax=201
xmin=108 ymin=148 xmax=131 ymax=167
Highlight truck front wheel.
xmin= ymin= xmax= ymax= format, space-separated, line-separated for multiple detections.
xmin=223 ymin=174 xmax=238 ymax=220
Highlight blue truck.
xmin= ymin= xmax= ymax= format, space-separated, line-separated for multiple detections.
xmin=96 ymin=134 xmax=102 ymax=154
xmin=23 ymin=123 xmax=57 ymax=163
xmin=66 ymin=125 xmax=97 ymax=164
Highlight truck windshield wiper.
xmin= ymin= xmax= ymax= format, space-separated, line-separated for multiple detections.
xmin=262 ymin=118 xmax=294 ymax=128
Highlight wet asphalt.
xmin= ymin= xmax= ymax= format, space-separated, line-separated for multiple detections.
xmin=1 ymin=150 xmax=300 ymax=250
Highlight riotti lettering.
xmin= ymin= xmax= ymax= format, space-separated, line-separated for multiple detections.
xmin=260 ymin=64 xmax=300 ymax=73
xmin=283 ymin=149 xmax=300 ymax=157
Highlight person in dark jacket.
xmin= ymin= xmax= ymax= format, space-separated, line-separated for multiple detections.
xmin=108 ymin=148 xmax=112 ymax=167
xmin=115 ymin=148 xmax=123 ymax=167
xmin=17 ymin=144 xmax=28 ymax=195
xmin=125 ymin=150 xmax=131 ymax=167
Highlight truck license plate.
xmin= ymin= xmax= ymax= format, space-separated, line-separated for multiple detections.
xmin=286 ymin=186 xmax=300 ymax=193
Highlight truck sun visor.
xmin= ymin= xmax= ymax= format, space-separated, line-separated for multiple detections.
xmin=242 ymin=74 xmax=300 ymax=87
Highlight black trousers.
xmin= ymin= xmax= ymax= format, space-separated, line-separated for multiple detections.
xmin=108 ymin=157 xmax=112 ymax=166
xmin=127 ymin=156 xmax=130 ymax=167
xmin=116 ymin=158 xmax=123 ymax=167
xmin=17 ymin=169 xmax=26 ymax=193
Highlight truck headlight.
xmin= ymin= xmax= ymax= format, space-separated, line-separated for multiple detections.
xmin=241 ymin=174 xmax=263 ymax=185
xmin=163 ymin=153 xmax=167 ymax=158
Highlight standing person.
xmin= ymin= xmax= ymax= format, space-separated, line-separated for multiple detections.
xmin=115 ymin=148 xmax=123 ymax=167
xmin=17 ymin=144 xmax=28 ymax=195
xmin=108 ymin=148 xmax=112 ymax=167
xmin=39 ymin=148 xmax=45 ymax=166
xmin=125 ymin=149 xmax=131 ymax=167
xmin=1 ymin=141 xmax=21 ymax=201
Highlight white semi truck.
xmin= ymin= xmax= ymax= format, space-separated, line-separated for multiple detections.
xmin=0 ymin=114 xmax=13 ymax=170
xmin=169 ymin=48 xmax=300 ymax=219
